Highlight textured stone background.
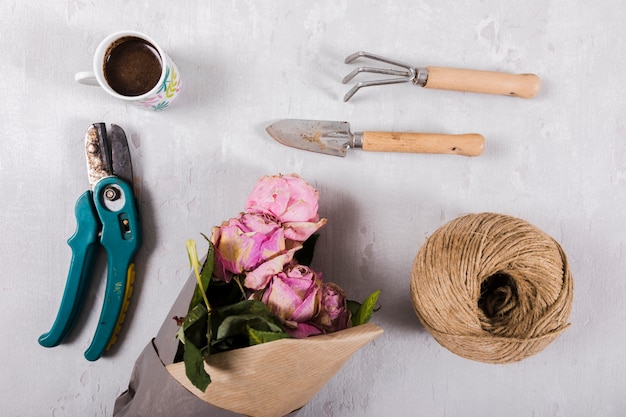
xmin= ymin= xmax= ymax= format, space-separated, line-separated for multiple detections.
xmin=2 ymin=1 xmax=624 ymax=416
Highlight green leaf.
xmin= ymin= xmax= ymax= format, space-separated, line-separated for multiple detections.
xmin=347 ymin=300 xmax=362 ymax=317
xmin=248 ymin=327 xmax=291 ymax=346
xmin=178 ymin=303 xmax=209 ymax=349
xmin=209 ymin=300 xmax=286 ymax=352
xmin=215 ymin=314 xmax=257 ymax=340
xmin=183 ymin=303 xmax=209 ymax=329
xmin=215 ymin=299 xmax=275 ymax=318
xmin=183 ymin=337 xmax=212 ymax=392
xmin=214 ymin=311 xmax=284 ymax=340
xmin=199 ymin=235 xmax=215 ymax=283
xmin=351 ymin=289 xmax=381 ymax=326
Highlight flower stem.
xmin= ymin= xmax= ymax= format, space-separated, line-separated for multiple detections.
xmin=186 ymin=239 xmax=211 ymax=312
xmin=233 ymin=275 xmax=246 ymax=298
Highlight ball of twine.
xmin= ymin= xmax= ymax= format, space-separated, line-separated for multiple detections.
xmin=410 ymin=213 xmax=573 ymax=364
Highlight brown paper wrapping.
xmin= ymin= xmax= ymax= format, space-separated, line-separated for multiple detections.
xmin=168 ymin=322 xmax=383 ymax=417
xmin=115 ymin=267 xmax=383 ymax=417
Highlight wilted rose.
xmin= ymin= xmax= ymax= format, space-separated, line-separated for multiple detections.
xmin=242 ymin=246 xmax=300 ymax=291
xmin=245 ymin=174 xmax=327 ymax=242
xmin=260 ymin=264 xmax=323 ymax=338
xmin=211 ymin=212 xmax=296 ymax=288
xmin=314 ymin=282 xmax=351 ymax=333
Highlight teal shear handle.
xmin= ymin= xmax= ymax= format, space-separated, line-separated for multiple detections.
xmin=39 ymin=177 xmax=141 ymax=361
xmin=85 ymin=177 xmax=141 ymax=360
xmin=38 ymin=191 xmax=99 ymax=348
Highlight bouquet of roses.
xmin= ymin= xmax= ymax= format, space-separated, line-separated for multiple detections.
xmin=178 ymin=172 xmax=379 ymax=383
xmin=114 ymin=174 xmax=382 ymax=417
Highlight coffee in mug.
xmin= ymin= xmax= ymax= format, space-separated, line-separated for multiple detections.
xmin=103 ymin=37 xmax=163 ymax=96
xmin=75 ymin=31 xmax=181 ymax=111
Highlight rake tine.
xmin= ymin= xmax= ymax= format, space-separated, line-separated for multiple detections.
xmin=343 ymin=77 xmax=415 ymax=102
xmin=343 ymin=51 xmax=420 ymax=101
xmin=344 ymin=51 xmax=413 ymax=69
xmin=342 ymin=66 xmax=412 ymax=84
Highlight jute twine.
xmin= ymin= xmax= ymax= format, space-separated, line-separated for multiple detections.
xmin=410 ymin=213 xmax=573 ymax=364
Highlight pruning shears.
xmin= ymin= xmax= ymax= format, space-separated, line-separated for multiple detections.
xmin=39 ymin=123 xmax=142 ymax=361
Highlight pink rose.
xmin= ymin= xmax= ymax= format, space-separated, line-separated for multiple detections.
xmin=245 ymin=174 xmax=327 ymax=242
xmin=261 ymin=265 xmax=323 ymax=338
xmin=211 ymin=212 xmax=295 ymax=288
xmin=314 ymin=282 xmax=351 ymax=333
xmin=242 ymin=245 xmax=300 ymax=291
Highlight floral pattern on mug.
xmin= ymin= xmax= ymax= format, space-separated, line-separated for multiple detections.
xmin=138 ymin=61 xmax=181 ymax=111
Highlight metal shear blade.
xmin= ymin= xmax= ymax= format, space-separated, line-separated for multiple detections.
xmin=85 ymin=124 xmax=134 ymax=188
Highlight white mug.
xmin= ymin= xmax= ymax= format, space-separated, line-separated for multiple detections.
xmin=75 ymin=31 xmax=181 ymax=111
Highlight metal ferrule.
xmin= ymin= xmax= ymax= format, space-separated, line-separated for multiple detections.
xmin=351 ymin=132 xmax=364 ymax=149
xmin=414 ymin=67 xmax=429 ymax=87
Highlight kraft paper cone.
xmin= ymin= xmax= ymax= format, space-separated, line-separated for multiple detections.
xmin=167 ymin=322 xmax=383 ymax=417
xmin=115 ymin=265 xmax=383 ymax=417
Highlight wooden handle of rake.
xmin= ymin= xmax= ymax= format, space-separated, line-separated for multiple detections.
xmin=424 ymin=67 xmax=541 ymax=98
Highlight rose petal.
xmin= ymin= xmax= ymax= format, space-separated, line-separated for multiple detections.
xmin=217 ymin=224 xmax=265 ymax=273
xmin=246 ymin=175 xmax=290 ymax=217
xmin=240 ymin=212 xmax=281 ymax=234
xmin=243 ymin=248 xmax=299 ymax=290
xmin=265 ymin=274 xmax=301 ymax=319
xmin=279 ymin=198 xmax=317 ymax=223
xmin=245 ymin=174 xmax=321 ymax=224
xmin=282 ymin=218 xmax=327 ymax=242
xmin=289 ymin=285 xmax=320 ymax=322
xmin=285 ymin=322 xmax=323 ymax=339
xmin=315 ymin=282 xmax=351 ymax=332
xmin=259 ymin=227 xmax=286 ymax=259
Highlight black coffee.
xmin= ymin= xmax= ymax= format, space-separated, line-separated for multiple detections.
xmin=103 ymin=37 xmax=162 ymax=96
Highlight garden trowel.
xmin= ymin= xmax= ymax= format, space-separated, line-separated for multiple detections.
xmin=266 ymin=119 xmax=485 ymax=157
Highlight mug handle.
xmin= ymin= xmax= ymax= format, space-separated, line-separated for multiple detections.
xmin=75 ymin=71 xmax=100 ymax=86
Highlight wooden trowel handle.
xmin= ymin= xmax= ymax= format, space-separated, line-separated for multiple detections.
xmin=361 ymin=132 xmax=485 ymax=156
xmin=425 ymin=66 xmax=541 ymax=98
